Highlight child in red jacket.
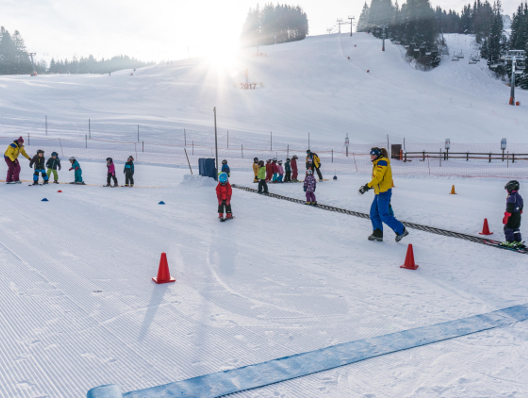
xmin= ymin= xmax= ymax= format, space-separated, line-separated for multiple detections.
xmin=265 ymin=159 xmax=272 ymax=182
xmin=216 ymin=172 xmax=233 ymax=220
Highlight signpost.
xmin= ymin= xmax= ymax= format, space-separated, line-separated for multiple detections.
xmin=501 ymin=138 xmax=507 ymax=161
xmin=345 ymin=133 xmax=350 ymax=157
xmin=445 ymin=139 xmax=450 ymax=160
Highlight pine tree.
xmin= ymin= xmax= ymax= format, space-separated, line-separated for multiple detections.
xmin=357 ymin=2 xmax=371 ymax=32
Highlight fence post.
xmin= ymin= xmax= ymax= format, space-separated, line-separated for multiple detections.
xmin=489 ymin=152 xmax=491 ymax=163
xmin=135 ymin=143 xmax=138 ymax=161
xmin=422 ymin=151 xmax=425 ymax=162
xmin=85 ymin=135 xmax=87 ymax=148
xmin=507 ymin=151 xmax=509 ymax=167
xmin=439 ymin=149 xmax=441 ymax=167
xmin=332 ymin=149 xmax=333 ymax=163
xmin=513 ymin=153 xmax=515 ymax=163
xmin=404 ymin=152 xmax=407 ymax=162
xmin=89 ymin=119 xmax=91 ymax=139
xmin=45 ymin=115 xmax=47 ymax=135
xmin=241 ymin=144 xmax=244 ymax=159
xmin=142 ymin=141 xmax=144 ymax=152
xmin=59 ymin=138 xmax=63 ymax=156
xmin=502 ymin=148 xmax=505 ymax=162
xmin=466 ymin=152 xmax=469 ymax=161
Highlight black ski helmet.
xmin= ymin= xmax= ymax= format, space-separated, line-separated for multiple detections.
xmin=505 ymin=180 xmax=520 ymax=193
xmin=258 ymin=160 xmax=264 ymax=166
xmin=106 ymin=157 xmax=113 ymax=163
xmin=51 ymin=151 xmax=58 ymax=157
xmin=254 ymin=157 xmax=259 ymax=162
xmin=37 ymin=149 xmax=44 ymax=155
xmin=128 ymin=155 xmax=134 ymax=161
xmin=222 ymin=159 xmax=227 ymax=164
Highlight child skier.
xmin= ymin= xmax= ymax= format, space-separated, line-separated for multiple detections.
xmin=105 ymin=157 xmax=118 ymax=187
xmin=30 ymin=149 xmax=49 ymax=185
xmin=124 ymin=156 xmax=134 ymax=187
xmin=265 ymin=159 xmax=273 ymax=182
xmin=68 ymin=156 xmax=84 ymax=184
xmin=46 ymin=151 xmax=61 ymax=183
xmin=257 ymin=160 xmax=268 ymax=194
xmin=221 ymin=159 xmax=230 ymax=177
xmin=284 ymin=158 xmax=291 ymax=182
xmin=502 ymin=180 xmax=524 ymax=248
xmin=253 ymin=157 xmax=259 ymax=183
xmin=271 ymin=158 xmax=279 ymax=182
xmin=304 ymin=169 xmax=317 ymax=205
xmin=278 ymin=160 xmax=284 ymax=182
xmin=216 ymin=172 xmax=233 ymax=221
xmin=291 ymin=155 xmax=299 ymax=182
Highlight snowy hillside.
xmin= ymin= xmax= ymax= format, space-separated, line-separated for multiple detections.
xmin=0 ymin=32 xmax=526 ymax=150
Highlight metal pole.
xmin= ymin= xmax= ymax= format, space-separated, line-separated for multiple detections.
xmin=85 ymin=135 xmax=87 ymax=148
xmin=386 ymin=134 xmax=390 ymax=158
xmin=332 ymin=149 xmax=333 ymax=163
xmin=192 ymin=140 xmax=194 ymax=155
xmin=241 ymin=144 xmax=244 ymax=158
xmin=184 ymin=148 xmax=193 ymax=174
xmin=137 ymin=125 xmax=139 ymax=143
xmin=308 ymin=132 xmax=310 ymax=150
xmin=142 ymin=141 xmax=144 ymax=152
xmin=382 ymin=26 xmax=386 ymax=51
xmin=510 ymin=56 xmax=516 ymax=106
xmin=227 ymin=130 xmax=229 ymax=149
xmin=270 ymin=131 xmax=272 ymax=151
xmin=214 ymin=107 xmax=219 ymax=178
xmin=28 ymin=133 xmax=30 ymax=145
xmin=45 ymin=115 xmax=47 ymax=135
xmin=184 ymin=128 xmax=186 ymax=146
xmin=89 ymin=119 xmax=91 ymax=139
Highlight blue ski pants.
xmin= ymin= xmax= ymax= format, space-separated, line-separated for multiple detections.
xmin=370 ymin=189 xmax=404 ymax=235
xmin=33 ymin=168 xmax=48 ymax=182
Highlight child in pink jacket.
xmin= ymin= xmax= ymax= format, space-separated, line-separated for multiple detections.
xmin=278 ymin=160 xmax=284 ymax=182
xmin=105 ymin=157 xmax=118 ymax=187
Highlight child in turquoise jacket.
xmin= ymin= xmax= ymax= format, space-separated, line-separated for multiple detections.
xmin=69 ymin=156 xmax=84 ymax=184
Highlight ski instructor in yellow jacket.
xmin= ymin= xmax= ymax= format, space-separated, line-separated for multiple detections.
xmin=4 ymin=136 xmax=31 ymax=184
xmin=358 ymin=147 xmax=409 ymax=242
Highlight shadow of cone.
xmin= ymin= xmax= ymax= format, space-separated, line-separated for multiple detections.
xmin=152 ymin=252 xmax=176 ymax=284
xmin=450 ymin=185 xmax=456 ymax=195
xmin=400 ymin=244 xmax=419 ymax=270
xmin=479 ymin=218 xmax=493 ymax=235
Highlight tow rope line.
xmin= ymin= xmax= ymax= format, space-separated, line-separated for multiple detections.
xmin=232 ymin=184 xmax=526 ymax=255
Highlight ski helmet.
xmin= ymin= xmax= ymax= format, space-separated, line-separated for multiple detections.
xmin=306 ymin=150 xmax=311 ymax=154
xmin=286 ymin=158 xmax=291 ymax=161
xmin=258 ymin=160 xmax=264 ymax=166
xmin=69 ymin=156 xmax=76 ymax=161
xmin=222 ymin=159 xmax=227 ymax=164
xmin=37 ymin=149 xmax=44 ymax=155
xmin=272 ymin=158 xmax=277 ymax=162
xmin=505 ymin=180 xmax=520 ymax=192
xmin=51 ymin=152 xmax=58 ymax=157
xmin=128 ymin=155 xmax=134 ymax=161
xmin=254 ymin=157 xmax=259 ymax=162
xmin=306 ymin=169 xmax=313 ymax=175
xmin=292 ymin=155 xmax=298 ymax=160
xmin=370 ymin=148 xmax=382 ymax=158
xmin=278 ymin=160 xmax=283 ymax=164
xmin=266 ymin=159 xmax=271 ymax=163
xmin=106 ymin=157 xmax=113 ymax=163
xmin=219 ymin=172 xmax=228 ymax=184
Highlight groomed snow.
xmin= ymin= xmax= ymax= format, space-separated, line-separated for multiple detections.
xmin=1 ymin=160 xmax=528 ymax=397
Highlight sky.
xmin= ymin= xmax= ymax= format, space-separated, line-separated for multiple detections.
xmin=0 ymin=0 xmax=522 ymax=64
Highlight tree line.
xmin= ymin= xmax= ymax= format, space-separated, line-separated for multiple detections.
xmin=240 ymin=3 xmax=309 ymax=47
xmin=0 ymin=26 xmax=152 ymax=75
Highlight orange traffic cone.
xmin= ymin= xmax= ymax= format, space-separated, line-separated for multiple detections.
xmin=152 ymin=252 xmax=176 ymax=284
xmin=400 ymin=244 xmax=419 ymax=270
xmin=478 ymin=218 xmax=493 ymax=235
xmin=450 ymin=185 xmax=456 ymax=195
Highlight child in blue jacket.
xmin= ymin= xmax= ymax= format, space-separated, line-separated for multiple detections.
xmin=221 ymin=159 xmax=230 ymax=177
xmin=503 ymin=180 xmax=524 ymax=248
xmin=69 ymin=156 xmax=84 ymax=184
xmin=124 ymin=156 xmax=135 ymax=187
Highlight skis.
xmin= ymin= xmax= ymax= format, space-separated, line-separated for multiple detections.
xmin=103 ymin=185 xmax=119 ymax=188
xmin=220 ymin=216 xmax=235 ymax=222
xmin=28 ymin=183 xmax=43 ymax=186
xmin=482 ymin=239 xmax=528 ymax=253
xmin=69 ymin=182 xmax=87 ymax=185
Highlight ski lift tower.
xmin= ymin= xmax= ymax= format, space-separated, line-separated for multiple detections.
xmin=28 ymin=52 xmax=36 ymax=76
xmin=348 ymin=16 xmax=355 ymax=37
xmin=336 ymin=19 xmax=344 ymax=33
xmin=503 ymin=50 xmax=526 ymax=105
xmin=381 ymin=25 xmax=388 ymax=51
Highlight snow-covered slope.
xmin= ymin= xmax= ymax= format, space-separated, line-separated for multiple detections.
xmin=0 ymin=33 xmax=526 ymax=150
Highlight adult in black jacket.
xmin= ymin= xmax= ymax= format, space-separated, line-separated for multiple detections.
xmin=46 ymin=152 xmax=61 ymax=183
xmin=29 ymin=149 xmax=49 ymax=185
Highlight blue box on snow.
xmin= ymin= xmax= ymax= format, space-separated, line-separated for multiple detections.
xmin=198 ymin=158 xmax=217 ymax=180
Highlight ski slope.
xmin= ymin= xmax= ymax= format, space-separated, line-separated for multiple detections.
xmin=1 ymin=32 xmax=528 ymax=398
xmin=0 ymin=33 xmax=526 ymax=150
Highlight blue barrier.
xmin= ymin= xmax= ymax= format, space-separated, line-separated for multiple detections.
xmin=88 ymin=304 xmax=528 ymax=398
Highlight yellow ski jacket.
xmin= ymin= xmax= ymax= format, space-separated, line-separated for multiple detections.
xmin=367 ymin=156 xmax=392 ymax=194
xmin=4 ymin=141 xmax=30 ymax=162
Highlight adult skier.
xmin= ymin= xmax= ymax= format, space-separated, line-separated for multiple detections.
xmin=252 ymin=157 xmax=259 ymax=183
xmin=306 ymin=150 xmax=323 ymax=181
xmin=4 ymin=136 xmax=31 ymax=183
xmin=359 ymin=147 xmax=408 ymax=242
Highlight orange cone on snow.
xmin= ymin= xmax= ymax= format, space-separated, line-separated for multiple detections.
xmin=450 ymin=185 xmax=456 ymax=195
xmin=478 ymin=218 xmax=493 ymax=235
xmin=152 ymin=252 xmax=176 ymax=284
xmin=400 ymin=244 xmax=419 ymax=270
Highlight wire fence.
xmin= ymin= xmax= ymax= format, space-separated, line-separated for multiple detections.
xmin=2 ymin=136 xmax=528 ymax=179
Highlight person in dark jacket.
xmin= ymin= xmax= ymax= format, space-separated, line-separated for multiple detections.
xmin=284 ymin=158 xmax=292 ymax=182
xmin=29 ymin=149 xmax=49 ymax=185
xmin=503 ymin=180 xmax=524 ymax=247
xmin=124 ymin=156 xmax=135 ymax=187
xmin=257 ymin=160 xmax=268 ymax=194
xmin=221 ymin=159 xmax=230 ymax=177
xmin=46 ymin=152 xmax=61 ymax=183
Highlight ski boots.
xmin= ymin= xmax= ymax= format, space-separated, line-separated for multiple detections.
xmin=219 ymin=213 xmax=224 ymax=219
xmin=53 ymin=180 xmax=59 ymax=184
xmin=113 ymin=183 xmax=119 ymax=187
xmin=395 ymin=228 xmax=409 ymax=242
xmin=305 ymin=201 xmax=312 ymax=205
xmin=226 ymin=213 xmax=233 ymax=219
xmin=15 ymin=180 xmax=22 ymax=184
xmin=31 ymin=181 xmax=39 ymax=186
xmin=124 ymin=184 xmax=129 ymax=187
xmin=312 ymin=201 xmax=318 ymax=206
xmin=104 ymin=184 xmax=112 ymax=187
xmin=368 ymin=228 xmax=383 ymax=242
xmin=43 ymin=181 xmax=49 ymax=185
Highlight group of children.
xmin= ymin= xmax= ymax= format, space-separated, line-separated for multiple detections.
xmin=13 ymin=148 xmax=136 ymax=186
xmin=252 ymin=156 xmax=300 ymax=184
